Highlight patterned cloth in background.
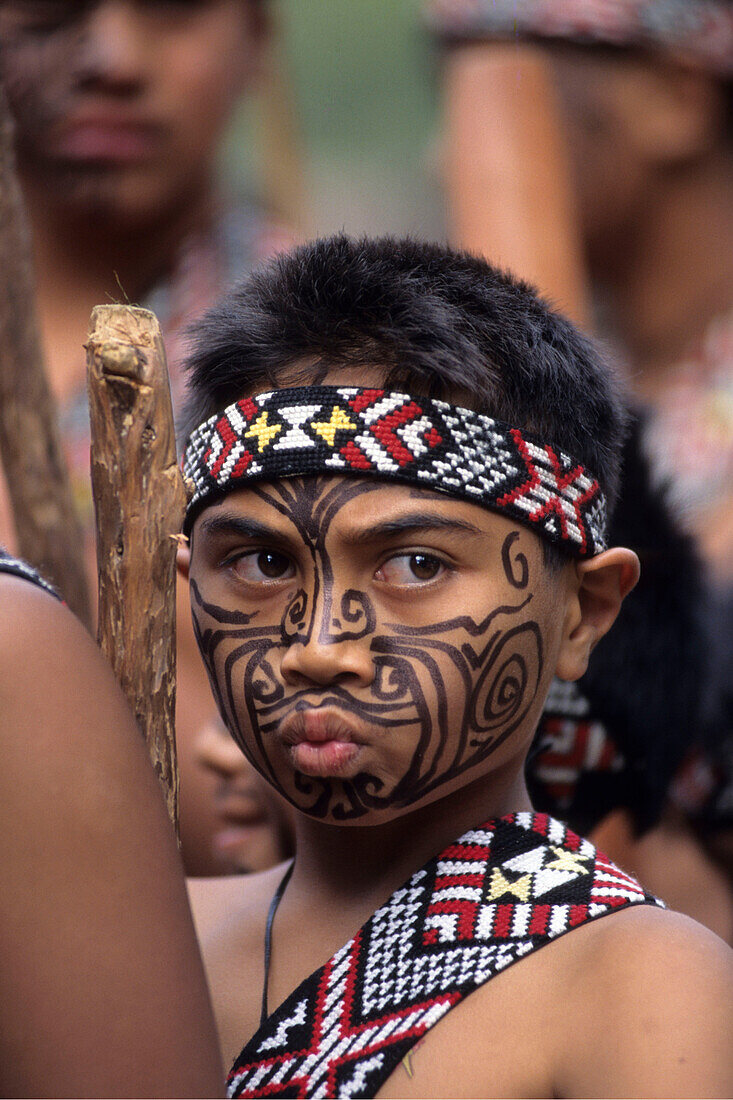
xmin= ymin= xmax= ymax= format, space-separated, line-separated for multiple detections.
xmin=643 ymin=310 xmax=733 ymax=540
xmin=426 ymin=0 xmax=733 ymax=75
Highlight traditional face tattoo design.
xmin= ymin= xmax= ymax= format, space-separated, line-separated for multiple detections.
xmin=191 ymin=477 xmax=548 ymax=822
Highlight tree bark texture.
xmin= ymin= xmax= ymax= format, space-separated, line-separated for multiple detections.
xmin=86 ymin=305 xmax=186 ymax=830
xmin=0 ymin=84 xmax=91 ymax=625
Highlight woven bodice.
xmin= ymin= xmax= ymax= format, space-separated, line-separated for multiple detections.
xmin=228 ymin=811 xmax=661 ymax=1099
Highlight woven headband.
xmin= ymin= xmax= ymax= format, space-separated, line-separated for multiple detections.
xmin=182 ymin=386 xmax=608 ymax=557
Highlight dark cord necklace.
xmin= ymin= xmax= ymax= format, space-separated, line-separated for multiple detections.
xmin=261 ymin=860 xmax=295 ymax=1029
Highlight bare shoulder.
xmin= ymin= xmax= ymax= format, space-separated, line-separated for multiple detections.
xmin=188 ymin=864 xmax=291 ymax=1068
xmin=0 ymin=574 xmax=225 ymax=1097
xmin=579 ymin=903 xmax=733 ymax=995
xmin=188 ymin=862 xmax=289 ymax=945
xmin=557 ymin=905 xmax=733 ymax=1097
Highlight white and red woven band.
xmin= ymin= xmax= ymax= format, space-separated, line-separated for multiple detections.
xmin=182 ymin=386 xmax=608 ymax=556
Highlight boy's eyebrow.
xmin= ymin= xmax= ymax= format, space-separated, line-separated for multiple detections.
xmin=344 ymin=513 xmax=484 ymax=544
xmin=198 ymin=515 xmax=284 ymax=543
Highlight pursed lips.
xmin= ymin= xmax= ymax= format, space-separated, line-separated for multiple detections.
xmin=277 ymin=707 xmax=368 ymax=777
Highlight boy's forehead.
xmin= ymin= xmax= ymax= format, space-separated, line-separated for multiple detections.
xmin=263 ymin=362 xmax=387 ymax=393
xmin=194 ymin=477 xmax=537 ymax=551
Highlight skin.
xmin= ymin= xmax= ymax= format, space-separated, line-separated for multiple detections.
xmin=187 ymin=480 xmax=566 ymax=825
xmin=0 ymin=573 xmax=223 ymax=1097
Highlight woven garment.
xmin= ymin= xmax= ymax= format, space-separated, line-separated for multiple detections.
xmin=0 ymin=548 xmax=60 ymax=601
xmin=530 ymin=680 xmax=629 ymax=835
xmin=183 ymin=387 xmax=607 ymax=556
xmin=228 ymin=811 xmax=661 ymax=1099
xmin=426 ymin=0 xmax=733 ymax=75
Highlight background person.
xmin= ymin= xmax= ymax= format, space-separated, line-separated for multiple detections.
xmin=427 ymin=0 xmax=733 ymax=937
xmin=185 ymin=717 xmax=295 ymax=876
xmin=0 ymin=548 xmax=223 ymax=1098
xmin=0 ymin=0 xmax=294 ymax=874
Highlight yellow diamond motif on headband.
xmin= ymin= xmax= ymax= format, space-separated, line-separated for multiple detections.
xmin=487 ymin=868 xmax=532 ymax=902
xmin=245 ymin=411 xmax=283 ymax=452
xmin=544 ymin=846 xmax=591 ymax=876
xmin=311 ymin=407 xmax=356 ymax=448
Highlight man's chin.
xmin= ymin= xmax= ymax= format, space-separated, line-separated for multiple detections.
xmin=31 ymin=161 xmax=176 ymax=229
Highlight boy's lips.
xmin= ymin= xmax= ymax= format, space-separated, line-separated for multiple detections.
xmin=278 ymin=708 xmax=367 ymax=778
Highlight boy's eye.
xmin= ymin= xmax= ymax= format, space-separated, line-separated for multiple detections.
xmin=230 ymin=550 xmax=294 ymax=583
xmin=375 ymin=553 xmax=445 ymax=585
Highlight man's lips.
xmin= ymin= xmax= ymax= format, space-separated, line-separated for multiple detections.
xmin=278 ymin=708 xmax=366 ymax=777
xmin=52 ymin=117 xmax=163 ymax=163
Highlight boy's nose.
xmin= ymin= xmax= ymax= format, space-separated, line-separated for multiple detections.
xmin=280 ymin=634 xmax=375 ymax=688
xmin=75 ymin=1 xmax=149 ymax=93
xmin=280 ymin=598 xmax=375 ymax=688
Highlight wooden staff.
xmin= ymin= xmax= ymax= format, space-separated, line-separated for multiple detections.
xmin=86 ymin=305 xmax=187 ymax=829
xmin=0 ymin=84 xmax=91 ymax=626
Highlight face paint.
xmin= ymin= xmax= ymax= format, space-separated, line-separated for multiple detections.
xmin=190 ymin=477 xmax=557 ymax=823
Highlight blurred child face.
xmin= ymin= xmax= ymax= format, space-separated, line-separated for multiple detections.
xmin=189 ymin=477 xmax=570 ymax=827
xmin=0 ymin=0 xmax=264 ymax=222
xmin=187 ymin=719 xmax=295 ymax=875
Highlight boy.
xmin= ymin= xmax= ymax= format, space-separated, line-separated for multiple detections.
xmin=182 ymin=236 xmax=733 ymax=1098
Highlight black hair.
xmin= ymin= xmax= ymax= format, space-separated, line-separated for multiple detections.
xmin=181 ymin=234 xmax=628 ymax=561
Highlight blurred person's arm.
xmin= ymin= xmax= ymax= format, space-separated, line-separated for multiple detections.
xmin=441 ymin=41 xmax=591 ymax=326
xmin=0 ymin=573 xmax=224 ymax=1098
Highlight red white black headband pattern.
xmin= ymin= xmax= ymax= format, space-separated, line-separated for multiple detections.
xmin=182 ymin=387 xmax=608 ymax=556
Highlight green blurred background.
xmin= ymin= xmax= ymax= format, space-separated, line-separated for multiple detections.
xmin=221 ymin=0 xmax=444 ymax=240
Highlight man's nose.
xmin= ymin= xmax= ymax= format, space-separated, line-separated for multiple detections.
xmin=280 ymin=588 xmax=375 ymax=689
xmin=195 ymin=720 xmax=248 ymax=780
xmin=75 ymin=1 xmax=148 ymax=93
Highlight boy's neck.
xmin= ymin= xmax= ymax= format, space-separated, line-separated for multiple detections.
xmin=289 ymin=755 xmax=533 ymax=921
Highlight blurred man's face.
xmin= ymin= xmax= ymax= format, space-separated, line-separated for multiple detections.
xmin=547 ymin=44 xmax=718 ymax=267
xmin=548 ymin=45 xmax=656 ymax=255
xmin=0 ymin=0 xmax=263 ymax=223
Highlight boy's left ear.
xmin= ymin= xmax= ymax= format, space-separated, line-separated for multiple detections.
xmin=176 ymin=543 xmax=191 ymax=580
xmin=555 ymin=548 xmax=640 ymax=682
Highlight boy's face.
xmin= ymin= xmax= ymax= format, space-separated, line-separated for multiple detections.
xmin=0 ymin=0 xmax=262 ymax=222
xmin=189 ymin=476 xmax=573 ymax=825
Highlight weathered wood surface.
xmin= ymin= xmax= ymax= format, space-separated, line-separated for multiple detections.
xmin=0 ymin=84 xmax=91 ymax=625
xmin=86 ymin=305 xmax=186 ymax=829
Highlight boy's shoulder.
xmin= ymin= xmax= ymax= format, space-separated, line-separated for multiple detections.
xmin=379 ymin=904 xmax=733 ymax=1098
xmin=187 ymin=861 xmax=286 ymax=944
xmin=188 ymin=863 xmax=291 ymax=1063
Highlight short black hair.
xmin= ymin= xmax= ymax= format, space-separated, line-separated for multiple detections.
xmin=181 ymin=234 xmax=628 ymax=547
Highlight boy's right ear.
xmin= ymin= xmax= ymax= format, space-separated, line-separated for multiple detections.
xmin=555 ymin=547 xmax=639 ymax=682
xmin=177 ymin=544 xmax=191 ymax=580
